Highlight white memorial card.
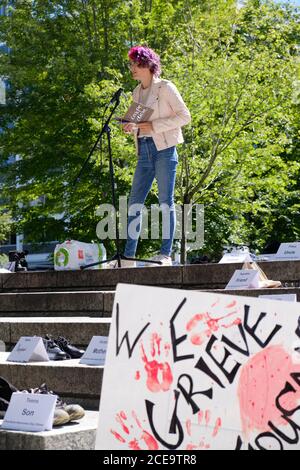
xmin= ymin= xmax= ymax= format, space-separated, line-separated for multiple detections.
xmin=80 ymin=336 xmax=108 ymax=365
xmin=275 ymin=243 xmax=300 ymax=260
xmin=259 ymin=294 xmax=297 ymax=303
xmin=255 ymin=254 xmax=278 ymax=262
xmin=219 ymin=253 xmax=252 ymax=264
xmin=7 ymin=336 xmax=49 ymax=363
xmin=225 ymin=269 xmax=260 ymax=290
xmin=2 ymin=392 xmax=57 ymax=432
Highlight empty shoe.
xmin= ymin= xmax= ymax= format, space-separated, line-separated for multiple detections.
xmin=43 ymin=336 xmax=69 ymax=361
xmin=54 ymin=336 xmax=85 ymax=359
xmin=21 ymin=383 xmax=70 ymax=426
xmin=53 ymin=408 xmax=70 ymax=426
xmin=148 ymin=254 xmax=173 ymax=266
xmin=62 ymin=404 xmax=85 ymax=421
xmin=35 ymin=383 xmax=85 ymax=423
xmin=0 ymin=376 xmax=18 ymax=402
xmin=0 ymin=397 xmax=9 ymax=418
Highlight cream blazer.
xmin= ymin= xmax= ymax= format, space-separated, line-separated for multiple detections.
xmin=131 ymin=76 xmax=191 ymax=152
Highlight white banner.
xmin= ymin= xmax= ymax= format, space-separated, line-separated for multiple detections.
xmin=96 ymin=284 xmax=300 ymax=451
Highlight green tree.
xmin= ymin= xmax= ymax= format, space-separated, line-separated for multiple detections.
xmin=163 ymin=0 xmax=300 ymax=260
xmin=0 ymin=0 xmax=299 ymax=261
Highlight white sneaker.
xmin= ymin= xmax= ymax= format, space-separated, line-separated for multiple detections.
xmin=148 ymin=254 xmax=173 ymax=267
xmin=105 ymin=259 xmax=137 ymax=269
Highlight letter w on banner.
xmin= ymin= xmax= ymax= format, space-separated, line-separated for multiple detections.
xmin=96 ymin=284 xmax=300 ymax=450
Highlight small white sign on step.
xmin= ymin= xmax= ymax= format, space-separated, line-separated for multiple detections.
xmin=255 ymin=254 xmax=278 ymax=262
xmin=225 ymin=269 xmax=260 ymax=290
xmin=219 ymin=252 xmax=253 ymax=264
xmin=275 ymin=242 xmax=300 ymax=260
xmin=7 ymin=336 xmax=49 ymax=363
xmin=259 ymin=294 xmax=297 ymax=303
xmin=2 ymin=392 xmax=57 ymax=432
xmin=80 ymin=336 xmax=108 ymax=366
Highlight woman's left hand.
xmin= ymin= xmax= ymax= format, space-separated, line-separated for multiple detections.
xmin=136 ymin=121 xmax=153 ymax=133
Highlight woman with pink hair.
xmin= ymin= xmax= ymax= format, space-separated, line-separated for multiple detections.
xmin=119 ymin=46 xmax=191 ymax=267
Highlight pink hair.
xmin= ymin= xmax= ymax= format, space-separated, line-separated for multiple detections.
xmin=128 ymin=46 xmax=161 ymax=77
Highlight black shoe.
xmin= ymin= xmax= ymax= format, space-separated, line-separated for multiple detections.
xmin=0 ymin=376 xmax=18 ymax=402
xmin=0 ymin=397 xmax=9 ymax=418
xmin=43 ymin=336 xmax=69 ymax=361
xmin=55 ymin=336 xmax=85 ymax=359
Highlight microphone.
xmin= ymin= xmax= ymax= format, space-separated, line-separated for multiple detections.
xmin=110 ymin=87 xmax=123 ymax=104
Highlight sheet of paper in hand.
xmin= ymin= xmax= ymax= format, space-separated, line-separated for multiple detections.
xmin=115 ymin=101 xmax=154 ymax=124
xmin=96 ymin=283 xmax=300 ymax=451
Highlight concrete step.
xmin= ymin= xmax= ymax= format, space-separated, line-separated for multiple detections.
xmin=0 ymin=260 xmax=299 ymax=292
xmin=0 ymin=410 xmax=98 ymax=450
xmin=0 ymin=352 xmax=103 ymax=410
xmin=0 ymin=285 xmax=299 ymax=319
xmin=182 ymin=262 xmax=300 ymax=290
xmin=0 ymin=266 xmax=183 ymax=292
xmin=0 ymin=317 xmax=111 ymax=350
xmin=207 ymin=287 xmax=300 ymax=301
xmin=0 ymin=290 xmax=114 ymax=317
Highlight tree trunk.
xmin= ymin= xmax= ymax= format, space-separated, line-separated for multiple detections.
xmin=180 ymin=217 xmax=187 ymax=265
xmin=180 ymin=194 xmax=191 ymax=264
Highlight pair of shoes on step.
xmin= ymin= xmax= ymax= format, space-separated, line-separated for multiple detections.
xmin=0 ymin=376 xmax=85 ymax=426
xmin=106 ymin=254 xmax=172 ymax=269
xmin=42 ymin=335 xmax=85 ymax=361
xmin=25 ymin=383 xmax=85 ymax=426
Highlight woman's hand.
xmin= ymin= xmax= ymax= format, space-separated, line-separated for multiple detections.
xmin=136 ymin=122 xmax=153 ymax=133
xmin=122 ymin=123 xmax=137 ymax=134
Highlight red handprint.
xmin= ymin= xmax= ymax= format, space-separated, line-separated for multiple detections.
xmin=186 ymin=299 xmax=241 ymax=347
xmin=110 ymin=410 xmax=159 ymax=450
xmin=137 ymin=332 xmax=173 ymax=393
xmin=185 ymin=410 xmax=222 ymax=450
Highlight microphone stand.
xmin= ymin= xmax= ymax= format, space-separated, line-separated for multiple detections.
xmin=75 ymin=91 xmax=162 ymax=269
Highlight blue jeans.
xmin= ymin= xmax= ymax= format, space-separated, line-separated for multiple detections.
xmin=124 ymin=137 xmax=178 ymax=257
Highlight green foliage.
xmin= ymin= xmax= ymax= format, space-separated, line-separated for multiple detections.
xmin=0 ymin=0 xmax=299 ymax=260
xmin=0 ymin=210 xmax=12 ymax=243
xmin=0 ymin=252 xmax=8 ymax=267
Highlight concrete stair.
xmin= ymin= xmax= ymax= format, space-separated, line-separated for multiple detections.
xmin=209 ymin=287 xmax=300 ymax=300
xmin=0 ymin=261 xmax=299 ymax=449
xmin=0 ymin=260 xmax=299 ymax=292
xmin=0 ymin=290 xmax=114 ymax=317
xmin=0 ymin=410 xmax=98 ymax=450
xmin=0 ymin=317 xmax=111 ymax=350
xmin=0 ymin=286 xmax=299 ymax=321
xmin=0 ymin=352 xmax=103 ymax=409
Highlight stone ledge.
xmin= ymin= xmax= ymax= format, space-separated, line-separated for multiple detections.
xmin=204 ymin=287 xmax=300 ymax=301
xmin=182 ymin=261 xmax=300 ymax=288
xmin=0 ymin=266 xmax=183 ymax=292
xmin=0 ymin=353 xmax=103 ymax=400
xmin=0 ymin=410 xmax=98 ymax=450
xmin=0 ymin=317 xmax=111 ymax=347
xmin=0 ymin=291 xmax=113 ymax=316
xmin=0 ymin=261 xmax=299 ymax=292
